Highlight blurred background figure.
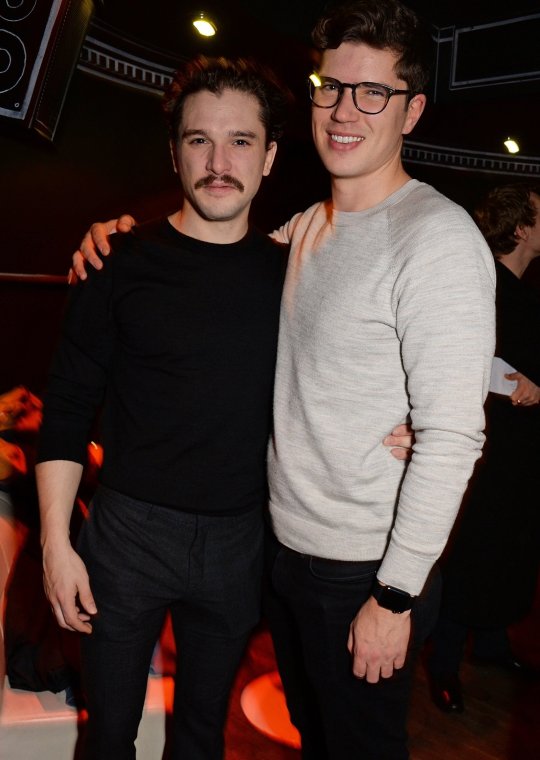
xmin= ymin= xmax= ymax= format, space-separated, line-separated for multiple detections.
xmin=0 ymin=386 xmax=43 ymax=520
xmin=428 ymin=183 xmax=540 ymax=713
xmin=0 ymin=386 xmax=98 ymax=708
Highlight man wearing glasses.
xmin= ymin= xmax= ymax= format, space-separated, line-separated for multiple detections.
xmin=75 ymin=2 xmax=495 ymax=757
xmin=265 ymin=2 xmax=494 ymax=757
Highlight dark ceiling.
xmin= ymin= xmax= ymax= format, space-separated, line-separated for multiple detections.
xmin=92 ymin=0 xmax=540 ymax=158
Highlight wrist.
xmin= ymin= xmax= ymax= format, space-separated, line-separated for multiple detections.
xmin=41 ymin=527 xmax=71 ymax=552
xmin=371 ymin=578 xmax=415 ymax=614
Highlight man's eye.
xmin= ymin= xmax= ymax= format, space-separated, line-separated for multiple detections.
xmin=234 ymin=139 xmax=249 ymax=146
xmin=365 ymin=88 xmax=386 ymax=98
xmin=322 ymin=83 xmax=339 ymax=92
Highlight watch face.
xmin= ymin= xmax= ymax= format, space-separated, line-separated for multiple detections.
xmin=373 ymin=584 xmax=413 ymax=613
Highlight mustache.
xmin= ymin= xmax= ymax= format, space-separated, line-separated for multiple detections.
xmin=194 ymin=174 xmax=245 ymax=192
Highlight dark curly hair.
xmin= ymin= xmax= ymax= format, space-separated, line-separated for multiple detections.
xmin=474 ymin=184 xmax=539 ymax=256
xmin=162 ymin=56 xmax=292 ymax=147
xmin=312 ymin=0 xmax=432 ymax=96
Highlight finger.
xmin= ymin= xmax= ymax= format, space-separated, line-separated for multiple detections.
xmin=390 ymin=447 xmax=410 ymax=461
xmin=62 ymin=602 xmax=93 ymax=633
xmin=90 ymin=222 xmax=112 ymax=256
xmin=84 ymin=226 xmax=106 ymax=265
xmin=72 ymin=251 xmax=89 ymax=279
xmin=347 ymin=627 xmax=354 ymax=654
xmin=365 ymin=661 xmax=381 ymax=684
xmin=50 ymin=600 xmax=86 ymax=633
xmin=67 ymin=266 xmax=80 ymax=285
xmin=352 ymin=656 xmax=368 ymax=679
xmin=384 ymin=434 xmax=410 ymax=446
xmin=391 ymin=423 xmax=410 ymax=436
xmin=117 ymin=214 xmax=136 ymax=232
xmin=380 ymin=661 xmax=394 ymax=679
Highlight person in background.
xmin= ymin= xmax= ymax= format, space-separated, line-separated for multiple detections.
xmin=0 ymin=386 xmax=42 ymax=518
xmin=0 ymin=387 xmax=82 ymax=706
xmin=428 ymin=183 xmax=540 ymax=713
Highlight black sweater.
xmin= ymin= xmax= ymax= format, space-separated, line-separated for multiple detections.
xmin=38 ymin=219 xmax=287 ymax=514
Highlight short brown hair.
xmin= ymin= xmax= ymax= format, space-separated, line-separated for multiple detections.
xmin=162 ymin=56 xmax=292 ymax=147
xmin=474 ymin=184 xmax=538 ymax=256
xmin=312 ymin=0 xmax=432 ymax=95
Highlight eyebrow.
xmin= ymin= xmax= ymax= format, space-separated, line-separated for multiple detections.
xmin=182 ymin=129 xmax=259 ymax=140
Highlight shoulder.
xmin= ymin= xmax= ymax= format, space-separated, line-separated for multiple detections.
xmin=393 ymin=182 xmax=476 ymax=233
xmin=387 ymin=183 xmax=496 ymax=294
xmin=392 ymin=183 xmax=492 ymax=266
xmin=109 ymin=217 xmax=170 ymax=253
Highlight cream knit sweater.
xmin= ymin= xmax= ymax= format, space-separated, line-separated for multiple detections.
xmin=269 ymin=180 xmax=496 ymax=595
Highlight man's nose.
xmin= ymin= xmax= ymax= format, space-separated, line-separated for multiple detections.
xmin=206 ymin=145 xmax=232 ymax=175
xmin=331 ymin=85 xmax=359 ymax=121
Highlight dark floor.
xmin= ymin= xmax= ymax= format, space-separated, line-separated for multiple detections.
xmin=222 ymin=589 xmax=540 ymax=760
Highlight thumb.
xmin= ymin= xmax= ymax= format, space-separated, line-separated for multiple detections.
xmin=78 ymin=587 xmax=98 ymax=616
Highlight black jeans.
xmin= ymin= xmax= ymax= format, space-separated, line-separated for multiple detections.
xmin=264 ymin=530 xmax=441 ymax=760
xmin=77 ymin=486 xmax=264 ymax=760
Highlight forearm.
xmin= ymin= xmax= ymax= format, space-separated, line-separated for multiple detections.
xmin=37 ymin=459 xmax=84 ymax=549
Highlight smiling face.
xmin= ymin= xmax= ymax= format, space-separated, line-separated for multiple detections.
xmin=171 ymin=88 xmax=277 ymax=242
xmin=312 ymin=42 xmax=426 ymax=209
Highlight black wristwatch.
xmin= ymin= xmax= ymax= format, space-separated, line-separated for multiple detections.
xmin=371 ymin=579 xmax=415 ymax=614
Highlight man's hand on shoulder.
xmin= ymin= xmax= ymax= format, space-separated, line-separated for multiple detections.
xmin=42 ymin=537 xmax=97 ymax=634
xmin=72 ymin=215 xmax=137 ymax=280
xmin=347 ymin=596 xmax=411 ymax=683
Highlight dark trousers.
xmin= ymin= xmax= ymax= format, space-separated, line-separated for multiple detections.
xmin=264 ymin=531 xmax=441 ymax=760
xmin=77 ymin=486 xmax=264 ymax=760
xmin=428 ymin=616 xmax=512 ymax=677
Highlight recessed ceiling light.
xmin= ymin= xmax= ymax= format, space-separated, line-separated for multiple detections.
xmin=193 ymin=13 xmax=217 ymax=37
xmin=503 ymin=137 xmax=519 ymax=154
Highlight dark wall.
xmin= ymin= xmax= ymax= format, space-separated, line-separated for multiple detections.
xmin=0 ymin=70 xmax=181 ymax=393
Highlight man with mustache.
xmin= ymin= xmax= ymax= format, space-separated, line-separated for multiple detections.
xmin=37 ymin=56 xmax=290 ymax=760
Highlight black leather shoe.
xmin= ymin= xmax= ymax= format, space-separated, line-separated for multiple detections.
xmin=430 ymin=673 xmax=465 ymax=713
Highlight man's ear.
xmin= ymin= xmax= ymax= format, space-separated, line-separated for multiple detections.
xmin=402 ymin=94 xmax=426 ymax=136
xmin=514 ymin=224 xmax=529 ymax=242
xmin=263 ymin=141 xmax=278 ymax=177
xmin=169 ymin=140 xmax=179 ymax=174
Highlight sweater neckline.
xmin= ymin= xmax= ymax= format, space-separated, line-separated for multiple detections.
xmin=163 ymin=218 xmax=260 ymax=254
xmin=330 ymin=179 xmax=422 ymax=224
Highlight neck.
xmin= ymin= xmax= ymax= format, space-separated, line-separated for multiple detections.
xmin=497 ymin=246 xmax=535 ymax=279
xmin=331 ymin=164 xmax=411 ymax=212
xmin=168 ymin=207 xmax=249 ymax=245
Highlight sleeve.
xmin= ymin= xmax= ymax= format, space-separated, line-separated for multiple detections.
xmin=36 ymin=256 xmax=116 ymax=465
xmin=377 ymin=208 xmax=496 ymax=595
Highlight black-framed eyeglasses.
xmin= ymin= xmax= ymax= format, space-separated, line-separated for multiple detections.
xmin=309 ymin=76 xmax=412 ymax=115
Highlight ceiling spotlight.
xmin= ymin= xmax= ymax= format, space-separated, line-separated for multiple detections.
xmin=193 ymin=13 xmax=217 ymax=37
xmin=503 ymin=137 xmax=519 ymax=154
